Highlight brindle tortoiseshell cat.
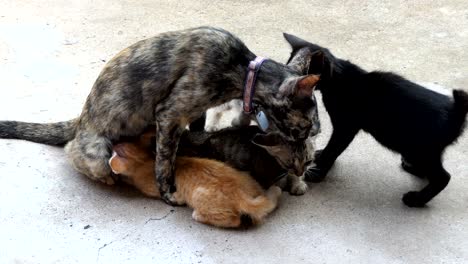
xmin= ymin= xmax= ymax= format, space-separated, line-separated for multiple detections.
xmin=109 ymin=131 xmax=282 ymax=228
xmin=0 ymin=27 xmax=319 ymax=204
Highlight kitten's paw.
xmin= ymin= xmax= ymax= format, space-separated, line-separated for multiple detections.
xmin=304 ymin=167 xmax=327 ymax=183
xmin=204 ymin=125 xmax=216 ymax=132
xmin=268 ymin=186 xmax=283 ymax=198
xmin=402 ymin=191 xmax=427 ymax=207
xmin=162 ymin=192 xmax=184 ymax=206
xmin=192 ymin=210 xmax=204 ymax=222
xmin=275 ymin=176 xmax=288 ymax=190
xmin=289 ymin=180 xmax=308 ymax=196
xmin=265 ymin=186 xmax=282 ymax=203
xmin=98 ymin=174 xmax=117 ymax=185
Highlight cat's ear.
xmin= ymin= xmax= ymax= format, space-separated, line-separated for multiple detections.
xmin=252 ymin=133 xmax=291 ymax=164
xmin=252 ymin=133 xmax=283 ymax=149
xmin=296 ymin=74 xmax=320 ymax=98
xmin=288 ymin=49 xmax=329 ymax=77
xmin=252 ymin=133 xmax=288 ymax=157
xmin=308 ymin=51 xmax=333 ymax=78
xmin=287 ymin=48 xmax=313 ymax=74
xmin=279 ymin=74 xmax=320 ymax=98
xmin=283 ymin=33 xmax=309 ymax=50
xmin=108 ymin=151 xmax=127 ymax=175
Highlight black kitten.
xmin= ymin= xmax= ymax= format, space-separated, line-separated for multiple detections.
xmin=283 ymin=33 xmax=468 ymax=207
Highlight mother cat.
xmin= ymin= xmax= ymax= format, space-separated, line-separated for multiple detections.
xmin=0 ymin=27 xmax=319 ymax=204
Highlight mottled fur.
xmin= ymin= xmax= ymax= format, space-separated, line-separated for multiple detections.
xmin=0 ymin=27 xmax=319 ymax=204
xmin=189 ymin=103 xmax=317 ymax=195
xmin=109 ymin=132 xmax=282 ymax=228
xmin=178 ymin=126 xmax=312 ymax=194
xmin=284 ymin=33 xmax=468 ymax=207
xmin=195 ymin=95 xmax=321 ymax=138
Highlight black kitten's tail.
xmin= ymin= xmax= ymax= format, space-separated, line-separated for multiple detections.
xmin=0 ymin=118 xmax=78 ymax=146
xmin=451 ymin=89 xmax=468 ymax=138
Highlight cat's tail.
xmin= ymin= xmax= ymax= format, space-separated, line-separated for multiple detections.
xmin=0 ymin=118 xmax=78 ymax=146
xmin=450 ymin=89 xmax=468 ymax=140
xmin=239 ymin=186 xmax=282 ymax=225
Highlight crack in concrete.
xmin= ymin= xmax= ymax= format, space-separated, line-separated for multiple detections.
xmin=96 ymin=233 xmax=130 ymax=262
xmin=145 ymin=209 xmax=175 ymax=225
xmin=95 ymin=209 xmax=175 ymax=262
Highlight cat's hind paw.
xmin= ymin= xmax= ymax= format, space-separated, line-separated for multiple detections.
xmin=162 ymin=192 xmax=184 ymax=206
xmin=98 ymin=174 xmax=117 ymax=185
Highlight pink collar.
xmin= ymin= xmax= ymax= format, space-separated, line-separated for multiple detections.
xmin=243 ymin=56 xmax=267 ymax=113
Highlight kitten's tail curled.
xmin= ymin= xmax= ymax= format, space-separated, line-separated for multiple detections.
xmin=0 ymin=118 xmax=78 ymax=146
xmin=452 ymin=89 xmax=468 ymax=138
xmin=239 ymin=186 xmax=282 ymax=225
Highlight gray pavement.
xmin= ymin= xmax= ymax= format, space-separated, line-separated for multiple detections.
xmin=0 ymin=1 xmax=467 ymax=263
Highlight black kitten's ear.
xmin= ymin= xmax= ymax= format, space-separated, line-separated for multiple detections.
xmin=287 ymin=48 xmax=313 ymax=75
xmin=309 ymin=51 xmax=324 ymax=73
xmin=283 ymin=33 xmax=309 ymax=50
xmin=251 ymin=133 xmax=283 ymax=148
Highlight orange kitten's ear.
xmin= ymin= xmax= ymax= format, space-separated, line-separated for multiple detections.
xmin=109 ymin=151 xmax=127 ymax=175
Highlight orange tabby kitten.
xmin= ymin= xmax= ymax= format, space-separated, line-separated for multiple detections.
xmin=109 ymin=132 xmax=282 ymax=228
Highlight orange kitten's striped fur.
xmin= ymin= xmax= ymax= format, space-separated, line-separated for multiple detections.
xmin=109 ymin=132 xmax=282 ymax=228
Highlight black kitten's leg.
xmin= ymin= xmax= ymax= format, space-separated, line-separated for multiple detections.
xmin=401 ymin=156 xmax=426 ymax=179
xmin=402 ymin=156 xmax=450 ymax=207
xmin=155 ymin=120 xmax=185 ymax=206
xmin=305 ymin=126 xmax=359 ymax=182
xmin=189 ymin=112 xmax=206 ymax=131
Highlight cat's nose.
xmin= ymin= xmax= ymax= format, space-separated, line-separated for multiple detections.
xmin=293 ymin=167 xmax=304 ymax=176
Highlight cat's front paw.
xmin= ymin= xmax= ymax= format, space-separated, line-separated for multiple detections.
xmin=267 ymin=186 xmax=283 ymax=199
xmin=162 ymin=192 xmax=184 ymax=206
xmin=289 ymin=180 xmax=308 ymax=196
xmin=304 ymin=166 xmax=327 ymax=183
xmin=402 ymin=191 xmax=427 ymax=207
xmin=204 ymin=125 xmax=218 ymax=132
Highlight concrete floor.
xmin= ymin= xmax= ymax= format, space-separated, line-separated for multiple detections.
xmin=1 ymin=0 xmax=468 ymax=263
